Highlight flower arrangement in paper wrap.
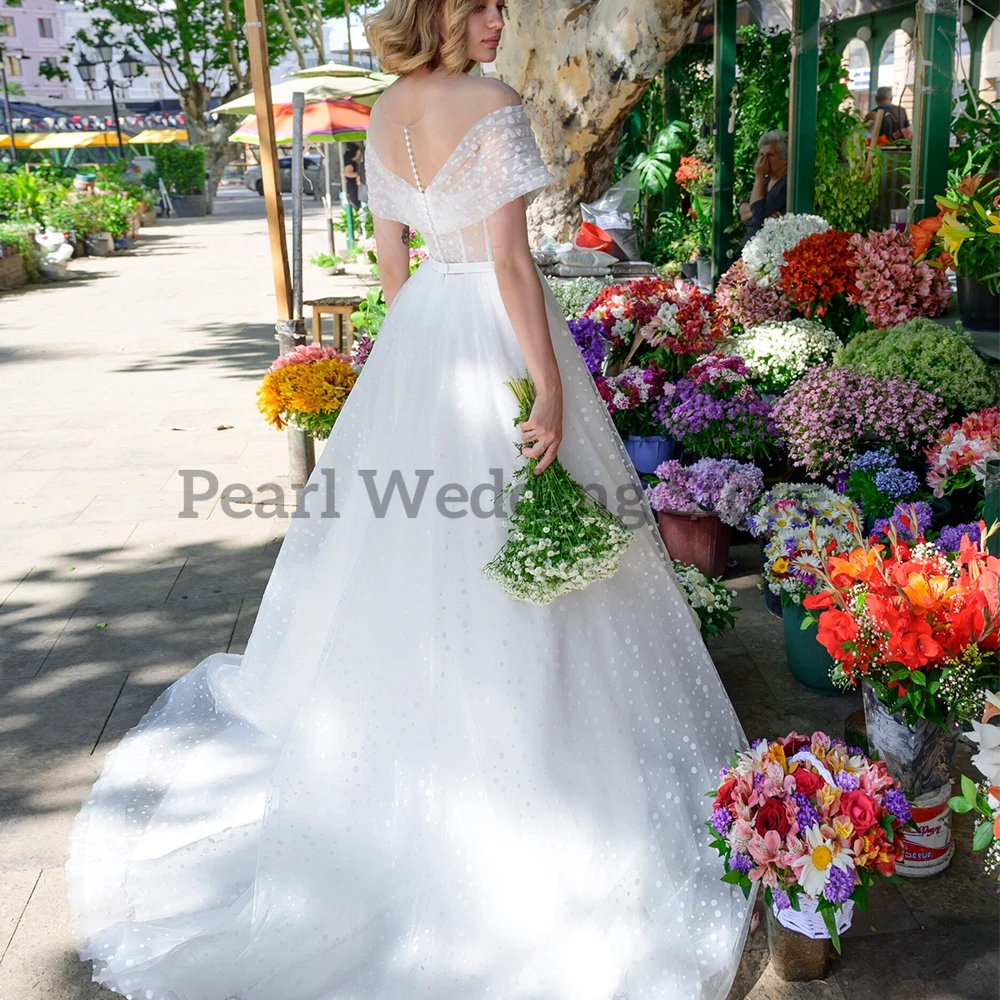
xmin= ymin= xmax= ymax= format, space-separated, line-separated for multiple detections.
xmin=720 ymin=318 xmax=840 ymax=394
xmin=546 ymin=275 xmax=608 ymax=320
xmin=482 ymin=374 xmax=633 ymax=606
xmin=656 ymin=355 xmax=783 ymax=464
xmin=636 ymin=284 xmax=721 ymax=376
xmin=581 ymin=276 xmax=673 ymax=350
xmin=675 ymin=562 xmax=740 ymax=638
xmin=748 ymin=484 xmax=858 ymax=604
xmin=777 ymin=229 xmax=862 ymax=337
xmin=801 ymin=516 xmax=1000 ymax=727
xmin=846 ymin=230 xmax=951 ymax=329
xmin=836 ymin=319 xmax=1000 ymax=417
xmin=742 ymin=213 xmax=830 ymax=288
xmin=594 ymin=363 xmax=670 ymax=437
xmin=948 ymin=691 xmax=1000 ymax=880
xmin=925 ymin=407 xmax=1000 ymax=498
xmin=771 ymin=365 xmax=946 ymax=481
xmin=257 ymin=343 xmax=359 ymax=439
xmin=645 ymin=458 xmax=764 ymax=529
xmin=708 ymin=730 xmax=912 ymax=951
xmin=714 ymin=260 xmax=793 ymax=335
xmin=842 ymin=448 xmax=926 ymax=521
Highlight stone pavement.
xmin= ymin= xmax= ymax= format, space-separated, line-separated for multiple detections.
xmin=0 ymin=190 xmax=996 ymax=1000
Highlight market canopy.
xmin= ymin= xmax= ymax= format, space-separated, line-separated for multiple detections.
xmin=229 ymin=99 xmax=370 ymax=145
xmin=212 ymin=74 xmax=388 ymax=117
xmin=129 ymin=128 xmax=188 ymax=144
xmin=6 ymin=133 xmax=49 ymax=148
xmin=289 ymin=63 xmax=396 ymax=86
xmin=29 ymin=131 xmax=130 ymax=149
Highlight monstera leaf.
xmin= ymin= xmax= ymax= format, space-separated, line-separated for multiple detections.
xmin=630 ymin=121 xmax=696 ymax=196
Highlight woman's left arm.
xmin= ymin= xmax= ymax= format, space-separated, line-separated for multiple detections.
xmin=373 ymin=217 xmax=411 ymax=306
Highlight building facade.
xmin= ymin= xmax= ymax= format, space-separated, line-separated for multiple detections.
xmin=0 ymin=0 xmax=73 ymax=101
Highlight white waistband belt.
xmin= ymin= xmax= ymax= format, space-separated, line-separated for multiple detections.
xmin=425 ymin=258 xmax=496 ymax=274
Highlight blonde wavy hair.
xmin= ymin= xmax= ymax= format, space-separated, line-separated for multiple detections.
xmin=364 ymin=0 xmax=480 ymax=75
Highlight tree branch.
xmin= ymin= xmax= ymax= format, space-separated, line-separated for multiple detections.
xmin=275 ymin=0 xmax=307 ymax=68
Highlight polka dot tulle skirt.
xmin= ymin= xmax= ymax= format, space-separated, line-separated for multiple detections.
xmin=66 ymin=264 xmax=756 ymax=1000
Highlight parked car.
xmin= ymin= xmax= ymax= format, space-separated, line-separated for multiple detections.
xmin=244 ymin=154 xmax=325 ymax=199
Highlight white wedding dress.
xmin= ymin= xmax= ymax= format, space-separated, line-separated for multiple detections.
xmin=66 ymin=104 xmax=755 ymax=1000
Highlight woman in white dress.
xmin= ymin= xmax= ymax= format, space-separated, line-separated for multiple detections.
xmin=66 ymin=2 xmax=756 ymax=998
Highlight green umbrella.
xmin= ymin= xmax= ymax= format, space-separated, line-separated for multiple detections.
xmin=213 ymin=74 xmax=388 ymax=117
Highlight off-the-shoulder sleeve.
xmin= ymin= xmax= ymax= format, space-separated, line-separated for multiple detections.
xmin=364 ymin=144 xmax=412 ymax=226
xmin=433 ymin=104 xmax=554 ymax=233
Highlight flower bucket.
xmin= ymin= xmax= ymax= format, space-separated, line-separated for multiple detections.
xmin=657 ymin=509 xmax=730 ymax=578
xmin=696 ymin=255 xmax=712 ymax=287
xmin=624 ymin=435 xmax=674 ymax=476
xmin=766 ymin=895 xmax=854 ymax=981
xmin=898 ymin=780 xmax=954 ymax=877
xmin=861 ymin=683 xmax=958 ymax=800
xmin=957 ymin=273 xmax=1000 ymax=332
xmin=781 ymin=600 xmax=842 ymax=695
xmin=758 ymin=539 xmax=783 ymax=619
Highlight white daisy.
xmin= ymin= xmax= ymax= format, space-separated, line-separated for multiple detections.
xmin=793 ymin=824 xmax=855 ymax=898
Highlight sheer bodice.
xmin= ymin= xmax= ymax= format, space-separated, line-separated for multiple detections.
xmin=365 ymin=104 xmax=554 ymax=263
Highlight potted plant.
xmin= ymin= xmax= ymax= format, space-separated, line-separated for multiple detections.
xmin=152 ymin=144 xmax=208 ymax=217
xmin=747 ymin=484 xmax=857 ymax=677
xmin=309 ymin=251 xmax=344 ymax=275
xmin=721 ymin=318 xmax=840 ymax=395
xmin=708 ymin=730 xmax=913 ymax=978
xmin=657 ymin=354 xmax=784 ymax=468
xmin=913 ymin=169 xmax=1000 ymax=332
xmin=802 ymin=517 xmax=1000 ymax=874
xmin=673 ymin=562 xmax=740 ymax=638
xmin=840 ymin=448 xmax=927 ymax=533
xmin=925 ymin=407 xmax=1000 ymax=518
xmin=714 ymin=259 xmax=793 ymax=335
xmin=645 ymin=457 xmax=763 ymax=577
xmin=594 ymin=363 xmax=675 ymax=474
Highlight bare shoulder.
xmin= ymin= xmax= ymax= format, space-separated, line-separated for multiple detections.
xmin=457 ymin=76 xmax=523 ymax=114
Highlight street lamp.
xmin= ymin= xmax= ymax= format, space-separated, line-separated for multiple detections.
xmin=76 ymin=37 xmax=139 ymax=156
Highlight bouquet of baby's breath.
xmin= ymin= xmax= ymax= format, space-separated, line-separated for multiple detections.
xmin=482 ymin=374 xmax=633 ymax=606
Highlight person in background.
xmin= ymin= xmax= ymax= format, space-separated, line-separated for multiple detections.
xmin=342 ymin=141 xmax=362 ymax=210
xmin=866 ymin=87 xmax=912 ymax=142
xmin=738 ymin=129 xmax=788 ymax=244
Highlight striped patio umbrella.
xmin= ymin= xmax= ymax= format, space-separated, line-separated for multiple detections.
xmin=229 ymin=99 xmax=371 ymax=145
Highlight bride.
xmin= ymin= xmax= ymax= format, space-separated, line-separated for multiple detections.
xmin=66 ymin=1 xmax=756 ymax=998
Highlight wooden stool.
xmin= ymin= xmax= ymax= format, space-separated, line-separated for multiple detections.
xmin=304 ymin=295 xmax=362 ymax=351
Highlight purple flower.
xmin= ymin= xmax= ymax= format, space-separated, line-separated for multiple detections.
xmin=711 ymin=807 xmax=733 ymax=836
xmin=849 ymin=448 xmax=896 ymax=473
xmin=874 ymin=467 xmax=921 ymax=499
xmin=848 ymin=746 xmax=864 ymax=756
xmin=351 ymin=333 xmax=375 ymax=367
xmin=732 ymin=853 xmax=754 ymax=874
xmin=935 ymin=521 xmax=983 ymax=554
xmin=752 ymin=738 xmax=768 ymax=750
xmin=823 ymin=865 xmax=856 ymax=904
xmin=835 ymin=770 xmax=860 ymax=792
xmin=871 ymin=501 xmax=934 ymax=542
xmin=773 ymin=889 xmax=791 ymax=910
xmin=794 ymin=793 xmax=820 ymax=830
xmin=644 ymin=458 xmax=763 ymax=527
xmin=884 ymin=788 xmax=912 ymax=824
xmin=568 ymin=317 xmax=608 ymax=375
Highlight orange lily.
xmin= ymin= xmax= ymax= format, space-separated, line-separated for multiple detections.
xmin=910 ymin=212 xmax=944 ymax=260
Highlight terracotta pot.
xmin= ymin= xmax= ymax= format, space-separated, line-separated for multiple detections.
xmin=657 ymin=509 xmax=730 ymax=578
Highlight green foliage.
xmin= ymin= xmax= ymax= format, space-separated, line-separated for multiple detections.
xmin=835 ymin=318 xmax=1000 ymax=417
xmin=0 ymin=221 xmax=40 ymax=278
xmin=94 ymin=160 xmax=143 ymax=199
xmin=0 ymin=168 xmax=48 ymax=223
xmin=93 ymin=192 xmax=139 ymax=238
xmin=309 ymin=251 xmax=341 ymax=268
xmin=630 ymin=122 xmax=695 ymax=196
xmin=350 ymin=286 xmax=387 ymax=338
xmin=152 ymin=144 xmax=206 ymax=195
xmin=732 ymin=27 xmax=791 ymax=206
xmin=640 ymin=210 xmax=693 ymax=265
xmin=951 ymin=83 xmax=1000 ymax=176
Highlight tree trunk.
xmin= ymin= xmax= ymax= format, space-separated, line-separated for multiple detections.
xmin=180 ymin=80 xmax=240 ymax=198
xmin=494 ymin=0 xmax=700 ymax=241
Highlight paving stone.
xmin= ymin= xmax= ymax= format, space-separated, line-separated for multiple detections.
xmin=0 ymin=870 xmax=38 ymax=957
xmin=744 ymin=964 xmax=847 ymax=1000
xmin=0 ymin=867 xmax=110 ymax=1000
xmin=0 ymin=751 xmax=104 ymax=871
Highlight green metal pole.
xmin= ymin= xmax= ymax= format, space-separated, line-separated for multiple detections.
xmin=910 ymin=0 xmax=957 ymax=222
xmin=966 ymin=17 xmax=984 ymax=94
xmin=712 ymin=0 xmax=736 ymax=285
xmin=787 ymin=0 xmax=820 ymax=214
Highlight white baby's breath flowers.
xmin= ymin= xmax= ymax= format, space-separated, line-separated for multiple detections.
xmin=720 ymin=319 xmax=840 ymax=393
xmin=742 ymin=214 xmax=830 ymax=288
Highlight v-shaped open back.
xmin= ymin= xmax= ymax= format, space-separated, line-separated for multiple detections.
xmin=366 ymin=104 xmax=554 ymax=264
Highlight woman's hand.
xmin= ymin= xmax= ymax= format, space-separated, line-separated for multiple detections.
xmin=753 ymin=151 xmax=768 ymax=178
xmin=520 ymin=392 xmax=562 ymax=474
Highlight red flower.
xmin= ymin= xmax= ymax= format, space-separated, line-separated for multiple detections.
xmin=840 ymin=790 xmax=880 ymax=832
xmin=803 ymin=592 xmax=833 ymax=611
xmin=755 ymin=796 xmax=791 ymax=838
xmin=778 ymin=230 xmax=859 ymax=315
xmin=792 ymin=767 xmax=824 ymax=799
xmin=815 ymin=609 xmax=859 ymax=660
xmin=714 ymin=777 xmax=738 ymax=811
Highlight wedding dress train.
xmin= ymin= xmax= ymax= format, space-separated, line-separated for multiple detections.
xmin=66 ymin=103 xmax=755 ymax=1000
